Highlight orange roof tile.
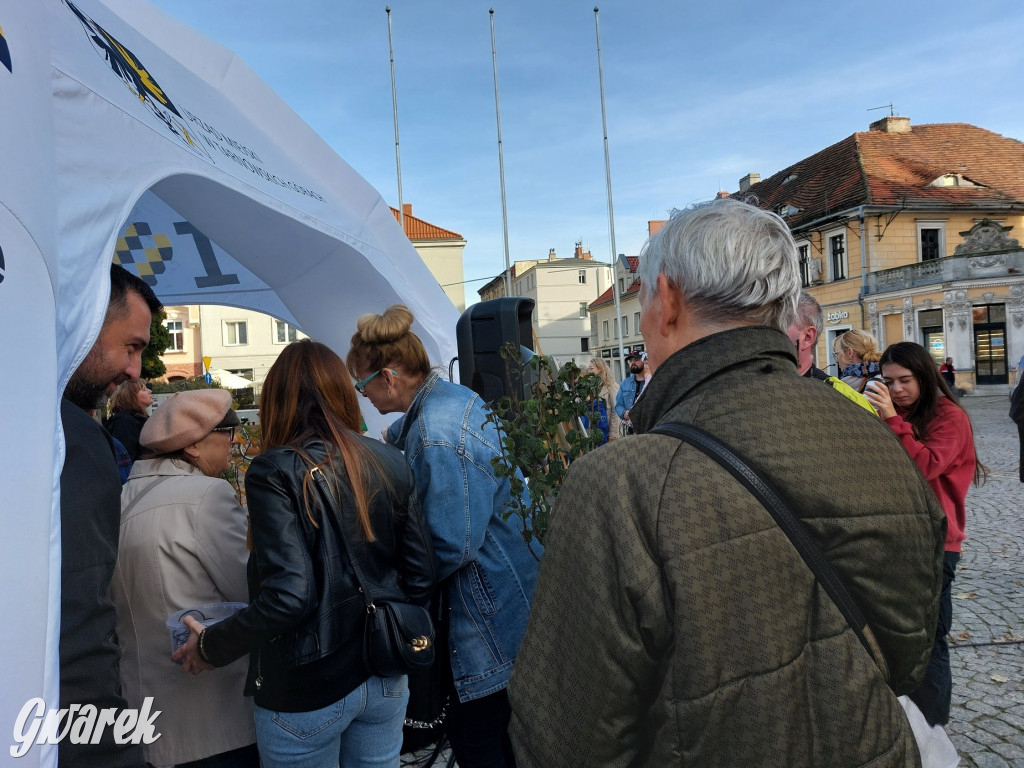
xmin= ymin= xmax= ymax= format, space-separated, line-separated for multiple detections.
xmin=734 ymin=122 xmax=1024 ymax=229
xmin=390 ymin=205 xmax=464 ymax=240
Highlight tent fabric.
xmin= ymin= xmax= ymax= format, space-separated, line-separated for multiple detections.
xmin=0 ymin=4 xmax=61 ymax=766
xmin=2 ymin=2 xmax=460 ymax=764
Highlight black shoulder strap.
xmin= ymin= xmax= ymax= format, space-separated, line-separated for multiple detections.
xmin=309 ymin=465 xmax=376 ymax=611
xmin=649 ymin=421 xmax=889 ymax=683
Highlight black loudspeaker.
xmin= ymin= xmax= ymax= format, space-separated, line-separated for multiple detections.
xmin=456 ymin=297 xmax=535 ymax=403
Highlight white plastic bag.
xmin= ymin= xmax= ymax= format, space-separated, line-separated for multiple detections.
xmin=897 ymin=695 xmax=959 ymax=768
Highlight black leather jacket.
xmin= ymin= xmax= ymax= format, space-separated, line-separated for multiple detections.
xmin=203 ymin=436 xmax=437 ymax=712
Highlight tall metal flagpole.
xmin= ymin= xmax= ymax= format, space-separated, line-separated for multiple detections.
xmin=594 ymin=8 xmax=627 ymax=376
xmin=386 ymin=7 xmax=404 ymax=230
xmin=490 ymin=9 xmax=512 ymax=297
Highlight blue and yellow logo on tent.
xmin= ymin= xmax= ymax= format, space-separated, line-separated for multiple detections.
xmin=0 ymin=23 xmax=13 ymax=73
xmin=63 ymin=0 xmax=210 ymax=161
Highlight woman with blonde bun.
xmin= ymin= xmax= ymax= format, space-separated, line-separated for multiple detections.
xmin=347 ymin=305 xmax=540 ymax=768
xmin=833 ymin=329 xmax=882 ymax=393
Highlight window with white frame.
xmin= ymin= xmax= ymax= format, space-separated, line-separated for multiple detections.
xmin=603 ymin=320 xmax=609 ymax=340
xmin=634 ymin=312 xmax=641 ymax=333
xmin=623 ymin=315 xmax=629 ymax=337
xmin=828 ymin=231 xmax=847 ymax=281
xmin=223 ymin=320 xmax=248 ymax=346
xmin=619 ymin=277 xmax=626 ymax=294
xmin=578 ymin=270 xmax=587 ymax=284
xmin=273 ymin=320 xmax=298 ymax=344
xmin=917 ymin=220 xmax=946 ymax=262
xmin=579 ymin=302 xmax=588 ymax=318
xmin=798 ymin=244 xmax=812 ymax=287
xmin=166 ymin=320 xmax=184 ymax=352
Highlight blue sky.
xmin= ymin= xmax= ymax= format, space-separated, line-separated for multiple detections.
xmin=147 ymin=0 xmax=1024 ymax=307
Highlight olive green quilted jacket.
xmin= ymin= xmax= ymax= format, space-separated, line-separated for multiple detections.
xmin=509 ymin=327 xmax=945 ymax=767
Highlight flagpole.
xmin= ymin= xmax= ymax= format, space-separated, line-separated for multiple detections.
xmin=386 ymin=7 xmax=404 ymax=230
xmin=489 ymin=8 xmax=512 ymax=297
xmin=594 ymin=7 xmax=626 ymax=376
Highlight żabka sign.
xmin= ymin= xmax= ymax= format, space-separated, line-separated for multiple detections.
xmin=826 ymin=310 xmax=850 ymax=324
xmin=10 ymin=699 xmax=161 ymax=758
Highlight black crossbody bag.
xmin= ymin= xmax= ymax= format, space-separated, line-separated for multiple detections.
xmin=308 ymin=466 xmax=436 ymax=678
xmin=649 ymin=421 xmax=890 ymax=684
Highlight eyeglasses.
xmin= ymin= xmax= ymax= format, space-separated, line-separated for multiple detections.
xmin=354 ymin=369 xmax=397 ymax=395
xmin=212 ymin=426 xmax=236 ymax=440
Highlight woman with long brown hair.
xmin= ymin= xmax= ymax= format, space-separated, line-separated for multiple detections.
xmin=175 ymin=340 xmax=437 ymax=768
xmin=865 ymin=340 xmax=987 ymax=729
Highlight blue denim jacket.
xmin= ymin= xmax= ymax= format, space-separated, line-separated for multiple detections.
xmin=386 ymin=373 xmax=541 ymax=702
xmin=614 ymin=374 xmax=642 ymax=420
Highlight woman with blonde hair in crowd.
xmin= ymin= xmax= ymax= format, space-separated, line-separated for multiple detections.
xmin=584 ymin=358 xmax=621 ymax=441
xmin=175 ymin=340 xmax=436 ymax=768
xmin=833 ymin=328 xmax=882 ymax=393
xmin=347 ymin=304 xmax=540 ymax=768
xmin=104 ymin=378 xmax=153 ymax=460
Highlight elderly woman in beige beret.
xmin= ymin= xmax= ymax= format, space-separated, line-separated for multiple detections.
xmin=110 ymin=389 xmax=259 ymax=768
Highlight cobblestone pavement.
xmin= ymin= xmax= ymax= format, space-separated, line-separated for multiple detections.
xmin=946 ymin=392 xmax=1024 ymax=767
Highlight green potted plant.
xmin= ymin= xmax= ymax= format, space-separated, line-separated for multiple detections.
xmin=485 ymin=343 xmax=606 ymax=556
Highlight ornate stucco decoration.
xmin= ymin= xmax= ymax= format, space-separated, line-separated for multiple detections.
xmin=945 ymin=289 xmax=971 ymax=332
xmin=954 ymin=219 xmax=1018 ymax=256
xmin=1009 ymin=284 xmax=1024 ymax=329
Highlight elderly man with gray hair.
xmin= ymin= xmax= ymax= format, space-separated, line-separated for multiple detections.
xmin=508 ymin=198 xmax=945 ymax=767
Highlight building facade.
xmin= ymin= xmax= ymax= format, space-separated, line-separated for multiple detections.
xmin=588 ymin=255 xmax=642 ymax=381
xmin=478 ymin=244 xmax=614 ymax=369
xmin=734 ymin=117 xmax=1024 ymax=389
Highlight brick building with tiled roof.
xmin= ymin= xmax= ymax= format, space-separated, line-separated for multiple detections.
xmin=734 ymin=117 xmax=1024 ymax=389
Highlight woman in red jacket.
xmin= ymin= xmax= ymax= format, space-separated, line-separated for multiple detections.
xmin=865 ymin=341 xmax=986 ymax=728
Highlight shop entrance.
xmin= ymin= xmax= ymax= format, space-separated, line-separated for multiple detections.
xmin=973 ymin=304 xmax=1008 ymax=385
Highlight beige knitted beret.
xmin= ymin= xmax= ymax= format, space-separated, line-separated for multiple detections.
xmin=140 ymin=389 xmax=239 ymax=454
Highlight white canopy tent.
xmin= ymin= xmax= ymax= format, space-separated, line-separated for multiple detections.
xmin=1 ymin=2 xmax=458 ymax=763
xmin=209 ymin=369 xmax=254 ymax=390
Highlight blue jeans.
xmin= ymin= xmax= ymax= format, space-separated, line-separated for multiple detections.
xmin=254 ymin=675 xmax=408 ymax=768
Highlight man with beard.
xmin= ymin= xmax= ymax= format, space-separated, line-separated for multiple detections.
xmin=60 ymin=263 xmax=160 ymax=768
xmin=614 ymin=351 xmax=647 ymax=435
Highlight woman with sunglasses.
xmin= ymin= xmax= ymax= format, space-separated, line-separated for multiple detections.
xmin=864 ymin=341 xmax=987 ymax=728
xmin=174 ymin=340 xmax=436 ymax=768
xmin=347 ymin=305 xmax=541 ymax=768
xmin=111 ymin=389 xmax=259 ymax=768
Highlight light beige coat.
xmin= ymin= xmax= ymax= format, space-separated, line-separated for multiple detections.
xmin=112 ymin=459 xmax=255 ymax=766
